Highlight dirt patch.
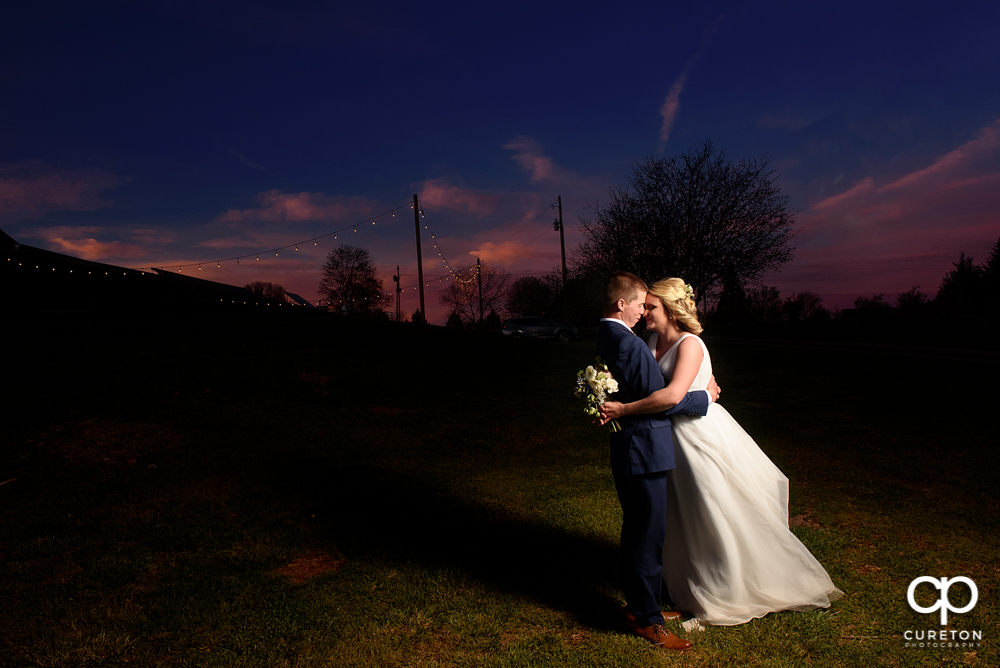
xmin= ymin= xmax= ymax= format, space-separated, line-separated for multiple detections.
xmin=789 ymin=513 xmax=821 ymax=529
xmin=273 ymin=549 xmax=345 ymax=584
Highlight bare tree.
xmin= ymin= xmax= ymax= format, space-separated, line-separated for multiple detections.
xmin=318 ymin=245 xmax=391 ymax=316
xmin=506 ymin=276 xmax=553 ymax=316
xmin=575 ymin=141 xmax=796 ymax=308
xmin=438 ymin=260 xmax=511 ymax=328
xmin=783 ymin=292 xmax=827 ymax=320
xmin=244 ymin=280 xmax=286 ymax=301
xmin=746 ymin=285 xmax=783 ymax=322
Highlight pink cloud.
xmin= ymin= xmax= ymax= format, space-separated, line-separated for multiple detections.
xmin=769 ymin=120 xmax=1000 ymax=308
xmin=219 ymin=190 xmax=378 ymax=224
xmin=468 ymin=240 xmax=549 ymax=266
xmin=0 ymin=162 xmax=121 ymax=220
xmin=812 ymin=177 xmax=875 ymax=211
xmin=659 ymin=73 xmax=687 ymax=147
xmin=802 ymin=119 xmax=1000 ymax=252
xmin=504 ymin=137 xmax=567 ymax=184
xmin=878 ymin=119 xmax=1000 ymax=194
xmin=28 ymin=226 xmax=148 ymax=261
xmin=418 ymin=179 xmax=499 ymax=216
xmin=502 ymin=137 xmax=606 ymax=196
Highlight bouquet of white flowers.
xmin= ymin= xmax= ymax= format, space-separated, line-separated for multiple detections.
xmin=574 ymin=356 xmax=621 ymax=432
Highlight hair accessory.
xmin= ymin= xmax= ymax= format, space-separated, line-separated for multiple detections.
xmin=684 ymin=283 xmax=694 ymax=299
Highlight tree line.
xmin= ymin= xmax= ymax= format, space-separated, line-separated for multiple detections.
xmin=714 ymin=236 xmax=1000 ymax=325
xmin=307 ymin=139 xmax=997 ymax=343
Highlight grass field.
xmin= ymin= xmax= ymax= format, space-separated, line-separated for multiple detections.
xmin=2 ymin=313 xmax=997 ymax=667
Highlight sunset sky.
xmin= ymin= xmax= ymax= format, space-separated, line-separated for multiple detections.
xmin=2 ymin=1 xmax=998 ymax=323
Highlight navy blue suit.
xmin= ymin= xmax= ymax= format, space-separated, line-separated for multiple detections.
xmin=596 ymin=319 xmax=709 ymax=627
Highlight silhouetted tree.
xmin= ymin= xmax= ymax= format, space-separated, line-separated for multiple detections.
xmin=746 ymin=285 xmax=783 ymax=322
xmin=983 ymin=237 xmax=1000 ymax=312
xmin=244 ymin=280 xmax=286 ymax=301
xmin=935 ymin=252 xmax=985 ymax=313
xmin=485 ymin=309 xmax=502 ymax=333
xmin=318 ymin=245 xmax=391 ymax=317
xmin=783 ymin=292 xmax=827 ymax=320
xmin=854 ymin=293 xmax=893 ymax=315
xmin=411 ymin=309 xmax=427 ymax=325
xmin=896 ymin=285 xmax=929 ymax=312
xmin=506 ymin=276 xmax=553 ymax=316
xmin=575 ymin=140 xmax=796 ymax=309
xmin=446 ymin=310 xmax=464 ymax=328
xmin=438 ymin=260 xmax=511 ymax=329
xmin=714 ymin=266 xmax=751 ymax=326
xmin=544 ymin=266 xmax=603 ymax=326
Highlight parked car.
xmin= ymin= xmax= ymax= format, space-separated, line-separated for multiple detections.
xmin=501 ymin=316 xmax=578 ymax=342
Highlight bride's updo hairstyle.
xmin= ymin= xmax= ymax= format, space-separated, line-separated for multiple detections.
xmin=648 ymin=278 xmax=703 ymax=335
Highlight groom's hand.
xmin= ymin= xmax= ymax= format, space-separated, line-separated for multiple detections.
xmin=598 ymin=401 xmax=625 ymax=425
xmin=707 ymin=375 xmax=721 ymax=402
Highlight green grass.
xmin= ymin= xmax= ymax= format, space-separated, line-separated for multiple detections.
xmin=1 ymin=314 xmax=996 ymax=667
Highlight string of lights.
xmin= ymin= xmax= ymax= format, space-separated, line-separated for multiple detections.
xmin=378 ymin=201 xmax=564 ymax=299
xmin=375 ymin=206 xmax=471 ymax=299
xmin=137 ymin=200 xmax=414 ymax=273
xmin=118 ymin=190 xmax=564 ymax=304
xmin=420 ymin=207 xmax=480 ymax=284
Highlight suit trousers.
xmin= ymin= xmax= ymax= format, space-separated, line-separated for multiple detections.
xmin=612 ymin=468 xmax=668 ymax=627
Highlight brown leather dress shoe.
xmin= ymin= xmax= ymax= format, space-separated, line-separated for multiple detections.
xmin=622 ymin=607 xmax=681 ymax=625
xmin=632 ymin=623 xmax=692 ymax=651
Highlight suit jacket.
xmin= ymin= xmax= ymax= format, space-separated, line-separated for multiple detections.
xmin=596 ymin=319 xmax=710 ymax=476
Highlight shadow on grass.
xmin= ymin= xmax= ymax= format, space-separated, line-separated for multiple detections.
xmin=3 ymin=311 xmax=633 ymax=635
xmin=266 ymin=447 xmax=627 ymax=631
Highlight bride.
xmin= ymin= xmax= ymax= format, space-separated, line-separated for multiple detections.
xmin=600 ymin=278 xmax=843 ymax=626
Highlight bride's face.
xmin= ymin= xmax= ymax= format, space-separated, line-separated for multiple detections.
xmin=643 ymin=295 xmax=670 ymax=332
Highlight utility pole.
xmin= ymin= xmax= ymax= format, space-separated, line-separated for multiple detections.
xmin=476 ymin=257 xmax=484 ymax=328
xmin=553 ymin=195 xmax=568 ymax=322
xmin=413 ymin=194 xmax=425 ymax=321
xmin=554 ymin=195 xmax=567 ymax=288
xmin=393 ymin=265 xmax=401 ymax=321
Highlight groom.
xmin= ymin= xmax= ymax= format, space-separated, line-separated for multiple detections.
xmin=596 ymin=271 xmax=718 ymax=652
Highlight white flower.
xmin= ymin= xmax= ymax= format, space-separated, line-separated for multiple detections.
xmin=606 ymin=378 xmax=619 ymax=393
xmin=681 ymin=618 xmax=706 ymax=632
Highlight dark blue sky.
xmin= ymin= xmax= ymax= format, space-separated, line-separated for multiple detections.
xmin=3 ymin=1 xmax=998 ymax=321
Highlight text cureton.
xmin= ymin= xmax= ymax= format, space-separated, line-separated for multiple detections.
xmin=904 ymin=630 xmax=982 ymax=641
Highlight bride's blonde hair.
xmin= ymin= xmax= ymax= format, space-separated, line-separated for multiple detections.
xmin=648 ymin=278 xmax=703 ymax=335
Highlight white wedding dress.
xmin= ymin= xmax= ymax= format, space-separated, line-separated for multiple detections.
xmin=653 ymin=332 xmax=843 ymax=626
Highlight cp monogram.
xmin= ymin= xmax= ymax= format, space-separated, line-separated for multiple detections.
xmin=907 ymin=576 xmax=978 ymax=625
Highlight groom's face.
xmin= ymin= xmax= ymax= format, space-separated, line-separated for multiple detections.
xmin=621 ymin=292 xmax=647 ymax=327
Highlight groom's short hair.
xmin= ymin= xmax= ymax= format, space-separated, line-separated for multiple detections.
xmin=604 ymin=271 xmax=647 ymax=312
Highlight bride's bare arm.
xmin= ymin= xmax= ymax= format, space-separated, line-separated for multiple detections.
xmin=601 ymin=337 xmax=704 ymax=420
